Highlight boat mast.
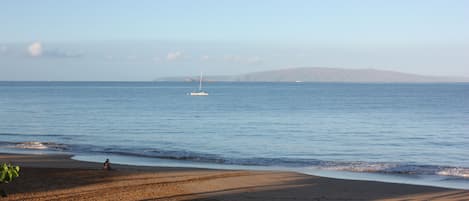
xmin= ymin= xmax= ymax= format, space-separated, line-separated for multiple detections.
xmin=199 ymin=72 xmax=203 ymax=91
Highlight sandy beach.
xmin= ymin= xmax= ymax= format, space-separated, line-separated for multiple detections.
xmin=0 ymin=153 xmax=467 ymax=201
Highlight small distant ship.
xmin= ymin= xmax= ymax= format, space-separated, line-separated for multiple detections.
xmin=189 ymin=72 xmax=208 ymax=96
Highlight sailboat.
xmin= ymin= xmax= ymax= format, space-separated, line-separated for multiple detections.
xmin=190 ymin=72 xmax=208 ymax=96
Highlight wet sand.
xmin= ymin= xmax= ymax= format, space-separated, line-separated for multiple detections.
xmin=1 ymin=153 xmax=468 ymax=201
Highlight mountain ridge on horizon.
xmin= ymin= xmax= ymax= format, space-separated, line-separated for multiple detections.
xmin=156 ymin=67 xmax=469 ymax=83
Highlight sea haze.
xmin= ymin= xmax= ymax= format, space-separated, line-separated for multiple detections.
xmin=157 ymin=67 xmax=469 ymax=83
xmin=1 ymin=81 xmax=468 ymax=188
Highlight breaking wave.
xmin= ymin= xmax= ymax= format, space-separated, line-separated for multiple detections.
xmin=0 ymin=141 xmax=69 ymax=151
xmin=319 ymin=162 xmax=469 ymax=178
xmin=2 ymin=141 xmax=469 ymax=179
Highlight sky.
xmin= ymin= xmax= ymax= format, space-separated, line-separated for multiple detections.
xmin=1 ymin=0 xmax=468 ymax=81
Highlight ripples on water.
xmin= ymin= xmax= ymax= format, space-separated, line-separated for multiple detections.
xmin=1 ymin=82 xmax=469 ymax=186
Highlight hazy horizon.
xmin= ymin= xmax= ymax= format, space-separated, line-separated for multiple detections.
xmin=1 ymin=0 xmax=468 ymax=81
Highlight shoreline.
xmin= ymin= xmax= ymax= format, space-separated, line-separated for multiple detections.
xmin=72 ymin=152 xmax=469 ymax=190
xmin=1 ymin=153 xmax=468 ymax=200
xmin=4 ymin=149 xmax=469 ymax=190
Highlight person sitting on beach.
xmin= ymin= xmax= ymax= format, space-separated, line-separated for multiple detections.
xmin=103 ymin=158 xmax=111 ymax=170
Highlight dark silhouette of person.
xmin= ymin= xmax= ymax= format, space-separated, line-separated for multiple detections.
xmin=103 ymin=158 xmax=111 ymax=170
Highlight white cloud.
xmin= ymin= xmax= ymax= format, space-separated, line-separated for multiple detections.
xmin=26 ymin=42 xmax=82 ymax=58
xmin=166 ymin=51 xmax=183 ymax=61
xmin=28 ymin=42 xmax=43 ymax=57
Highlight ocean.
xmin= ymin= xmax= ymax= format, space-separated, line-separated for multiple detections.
xmin=1 ymin=81 xmax=468 ymax=189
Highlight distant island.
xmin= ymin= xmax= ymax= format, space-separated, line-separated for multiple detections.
xmin=156 ymin=67 xmax=469 ymax=83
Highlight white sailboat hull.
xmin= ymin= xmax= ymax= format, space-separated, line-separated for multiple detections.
xmin=189 ymin=72 xmax=208 ymax=96
xmin=190 ymin=91 xmax=208 ymax=96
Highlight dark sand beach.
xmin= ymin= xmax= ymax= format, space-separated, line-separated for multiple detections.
xmin=1 ymin=153 xmax=468 ymax=201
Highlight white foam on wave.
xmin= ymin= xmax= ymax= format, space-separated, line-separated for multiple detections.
xmin=321 ymin=162 xmax=397 ymax=172
xmin=438 ymin=168 xmax=469 ymax=178
xmin=14 ymin=141 xmax=68 ymax=151
xmin=317 ymin=162 xmax=469 ymax=179
xmin=15 ymin=141 xmax=48 ymax=149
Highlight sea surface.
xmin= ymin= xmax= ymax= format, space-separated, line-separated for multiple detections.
xmin=1 ymin=81 xmax=469 ymax=189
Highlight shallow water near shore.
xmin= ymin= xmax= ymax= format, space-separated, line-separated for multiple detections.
xmin=72 ymin=153 xmax=469 ymax=190
xmin=1 ymin=81 xmax=469 ymax=188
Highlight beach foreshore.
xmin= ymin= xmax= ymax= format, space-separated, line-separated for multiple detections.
xmin=0 ymin=153 xmax=468 ymax=201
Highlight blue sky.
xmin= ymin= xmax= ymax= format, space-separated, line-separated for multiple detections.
xmin=1 ymin=0 xmax=468 ymax=81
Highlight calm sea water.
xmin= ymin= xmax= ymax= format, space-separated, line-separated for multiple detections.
xmin=1 ymin=82 xmax=469 ymax=188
